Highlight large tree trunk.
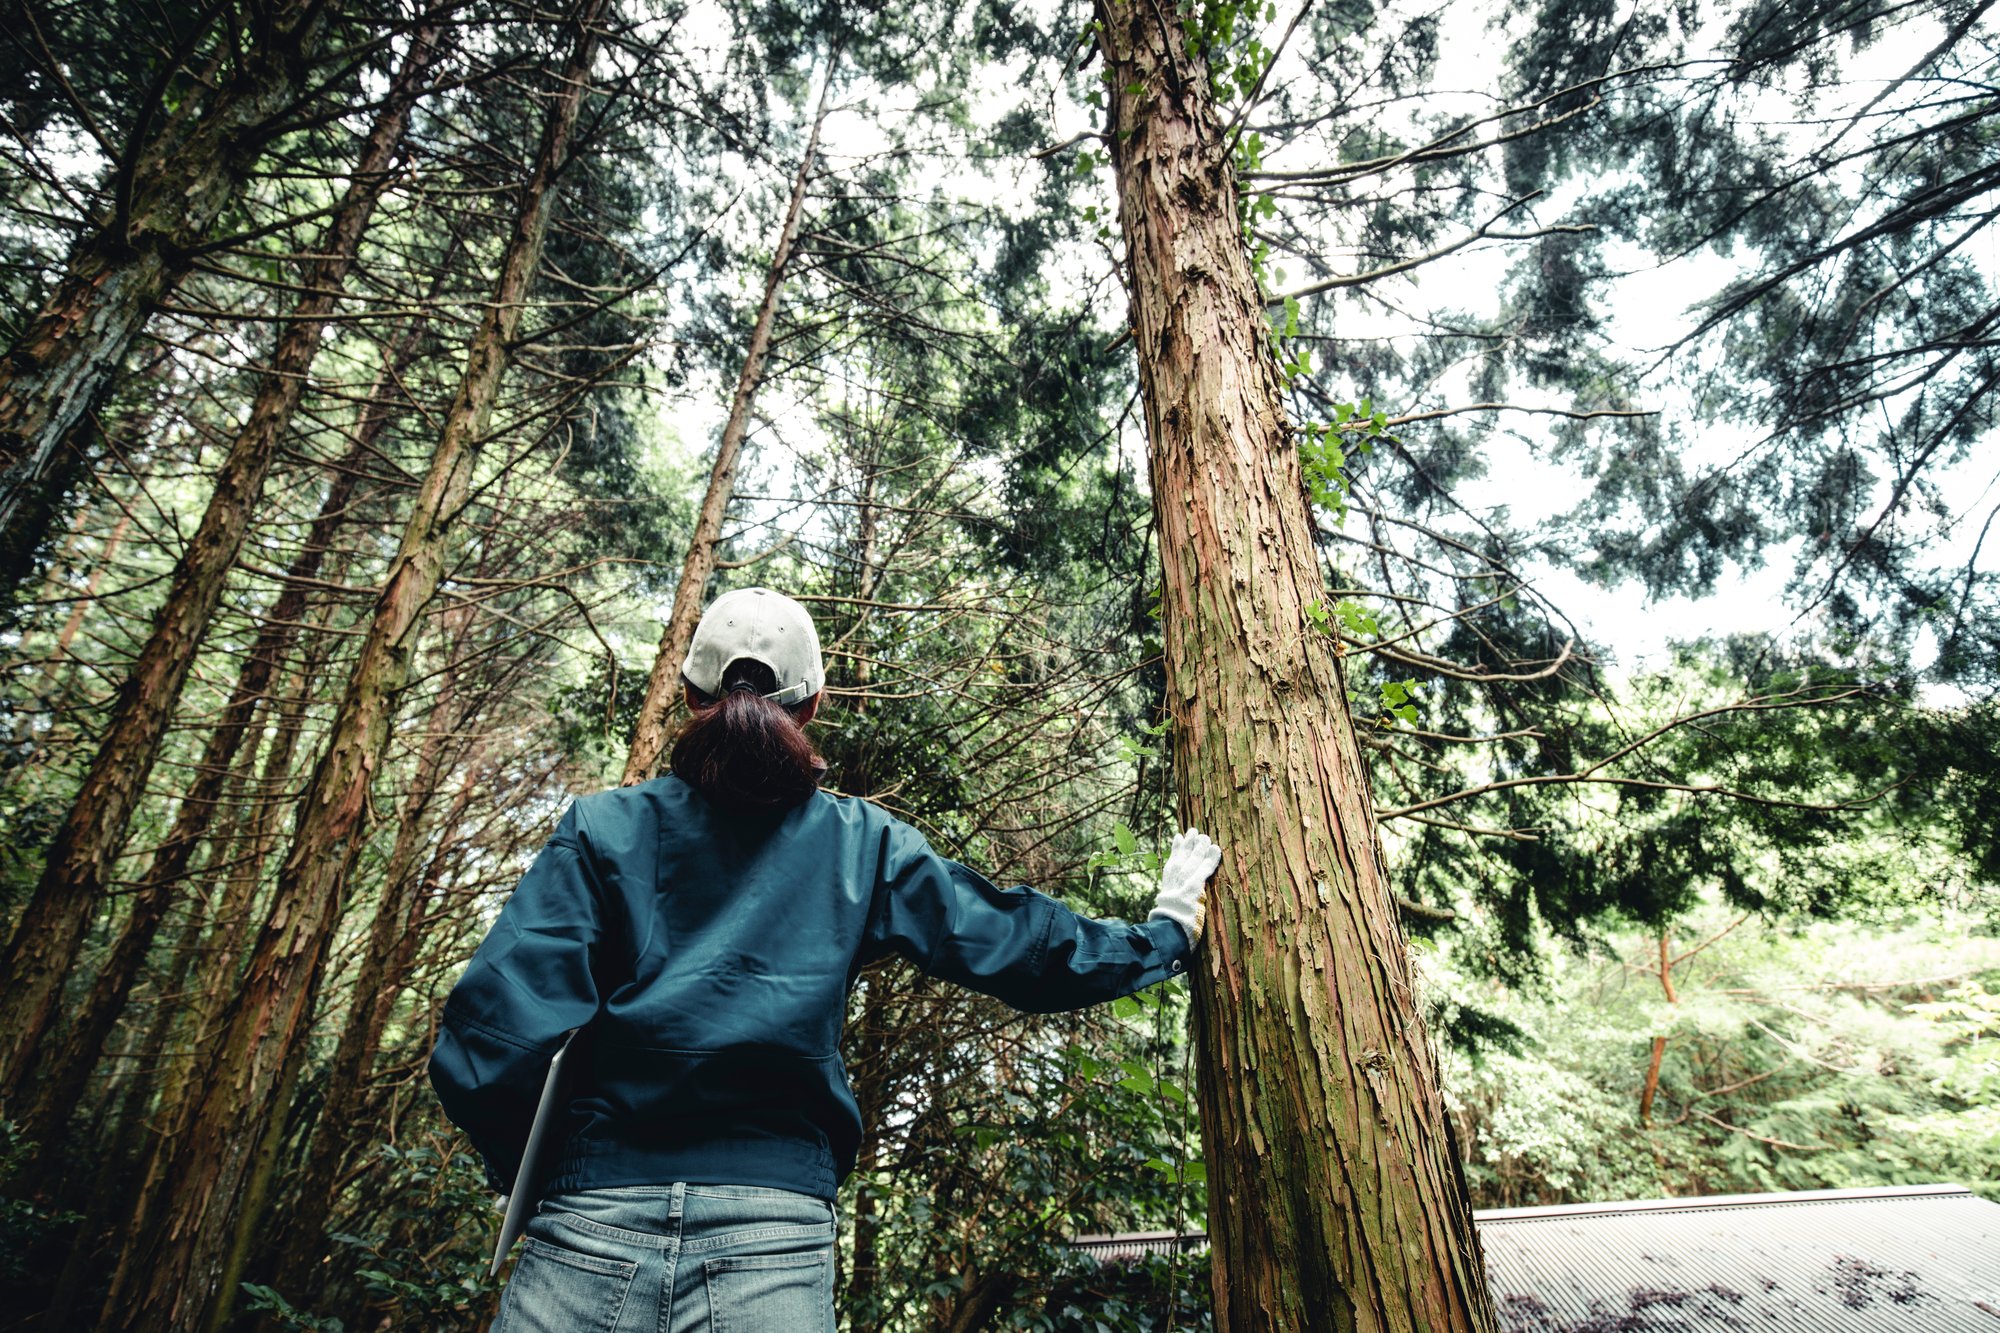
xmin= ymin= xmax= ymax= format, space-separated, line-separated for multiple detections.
xmin=96 ymin=8 xmax=606 ymax=1328
xmin=621 ymin=66 xmax=834 ymax=782
xmin=1091 ymin=10 xmax=1496 ymax=1332
xmin=0 ymin=1 xmax=327 ymax=596
xmin=0 ymin=22 xmax=444 ymax=1133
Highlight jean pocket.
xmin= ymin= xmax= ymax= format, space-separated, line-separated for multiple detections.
xmin=495 ymin=1236 xmax=639 ymax=1333
xmin=703 ymin=1247 xmax=831 ymax=1333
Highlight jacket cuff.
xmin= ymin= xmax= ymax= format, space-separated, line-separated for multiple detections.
xmin=1143 ymin=913 xmax=1194 ymax=971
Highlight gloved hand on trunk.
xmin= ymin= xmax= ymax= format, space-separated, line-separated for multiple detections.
xmin=1148 ymin=827 xmax=1222 ymax=948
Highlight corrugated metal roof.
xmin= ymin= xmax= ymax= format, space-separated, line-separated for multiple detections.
xmin=1070 ymin=1184 xmax=2000 ymax=1331
xmin=1479 ymin=1183 xmax=2000 ymax=1332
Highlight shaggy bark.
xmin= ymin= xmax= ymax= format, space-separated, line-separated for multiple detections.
xmin=1092 ymin=7 xmax=1497 ymax=1330
xmin=0 ymin=1 xmax=328 ymax=594
xmin=268 ymin=622 xmax=478 ymax=1298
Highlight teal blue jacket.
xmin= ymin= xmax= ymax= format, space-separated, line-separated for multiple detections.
xmin=427 ymin=775 xmax=1191 ymax=1202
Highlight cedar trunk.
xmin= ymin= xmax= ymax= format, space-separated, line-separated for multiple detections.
xmin=98 ymin=8 xmax=605 ymax=1329
xmin=144 ymin=607 xmax=336 ymax=1162
xmin=11 ymin=317 xmax=428 ymax=1156
xmin=1092 ymin=9 xmax=1496 ymax=1331
xmin=0 ymin=21 xmax=443 ymax=1121
xmin=0 ymin=1 xmax=325 ymax=594
xmin=621 ymin=66 xmax=834 ymax=782
xmin=268 ymin=622 xmax=478 ymax=1297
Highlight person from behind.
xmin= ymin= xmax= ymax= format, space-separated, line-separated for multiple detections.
xmin=430 ymin=586 xmax=1222 ymax=1331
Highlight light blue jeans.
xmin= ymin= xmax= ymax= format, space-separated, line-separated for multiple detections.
xmin=492 ymin=1182 xmax=838 ymax=1332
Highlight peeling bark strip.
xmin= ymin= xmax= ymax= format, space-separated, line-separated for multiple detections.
xmin=622 ymin=62 xmax=836 ymax=783
xmin=0 ymin=1 xmax=328 ymax=595
xmin=1092 ymin=7 xmax=1498 ymax=1332
xmin=0 ymin=18 xmax=445 ymax=1127
xmin=97 ymin=6 xmax=608 ymax=1330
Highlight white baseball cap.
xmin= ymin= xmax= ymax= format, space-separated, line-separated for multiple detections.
xmin=681 ymin=587 xmax=825 ymax=707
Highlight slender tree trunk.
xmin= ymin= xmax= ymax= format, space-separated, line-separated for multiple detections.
xmin=838 ymin=454 xmax=887 ymax=1324
xmin=0 ymin=20 xmax=443 ymax=1112
xmin=268 ymin=642 xmax=476 ymax=1298
xmin=941 ymin=1271 xmax=1018 ymax=1333
xmin=42 ymin=893 xmax=213 ymax=1328
xmin=1091 ymin=9 xmax=1496 ymax=1331
xmin=1638 ymin=933 xmax=1677 ymax=1126
xmin=0 ymin=0 xmax=327 ymax=595
xmin=11 ymin=314 xmax=429 ymax=1156
xmin=99 ymin=9 xmax=606 ymax=1327
xmin=844 ymin=971 xmax=888 ymax=1327
xmin=621 ymin=65 xmax=835 ymax=782
xmin=44 ymin=509 xmax=131 ymax=670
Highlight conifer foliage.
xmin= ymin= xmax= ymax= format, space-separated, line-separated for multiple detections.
xmin=0 ymin=0 xmax=1994 ymax=1330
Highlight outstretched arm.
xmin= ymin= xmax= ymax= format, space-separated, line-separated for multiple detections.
xmin=860 ymin=815 xmax=1221 ymax=1013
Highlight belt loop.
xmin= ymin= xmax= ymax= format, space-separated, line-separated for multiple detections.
xmin=668 ymin=1181 xmax=685 ymax=1221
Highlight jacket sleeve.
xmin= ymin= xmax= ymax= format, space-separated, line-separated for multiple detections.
xmin=428 ymin=802 xmax=605 ymax=1192
xmin=860 ymin=814 xmax=1190 ymax=1013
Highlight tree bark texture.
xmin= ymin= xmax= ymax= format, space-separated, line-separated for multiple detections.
xmin=0 ymin=19 xmax=443 ymax=1124
xmin=0 ymin=422 xmax=93 ymax=622
xmin=99 ymin=7 xmax=605 ymax=1328
xmin=10 ymin=311 xmax=430 ymax=1156
xmin=0 ymin=0 xmax=327 ymax=590
xmin=43 ymin=890 xmax=214 ymax=1328
xmin=141 ymin=611 xmax=334 ymax=1174
xmin=268 ymin=625 xmax=475 ymax=1298
xmin=621 ymin=65 xmax=834 ymax=783
xmin=1092 ymin=8 xmax=1497 ymax=1331
xmin=93 ymin=602 xmax=332 ymax=1331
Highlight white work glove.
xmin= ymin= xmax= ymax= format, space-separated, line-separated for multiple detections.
xmin=1148 ymin=827 xmax=1222 ymax=948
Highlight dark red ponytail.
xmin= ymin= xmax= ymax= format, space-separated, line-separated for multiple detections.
xmin=670 ymin=659 xmax=826 ymax=813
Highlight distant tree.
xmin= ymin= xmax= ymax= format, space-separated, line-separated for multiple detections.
xmin=97 ymin=5 xmax=612 ymax=1327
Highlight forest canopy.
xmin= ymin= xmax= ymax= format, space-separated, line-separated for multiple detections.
xmin=0 ymin=0 xmax=1993 ymax=1329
